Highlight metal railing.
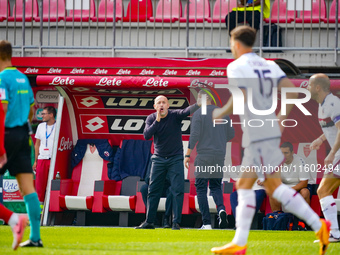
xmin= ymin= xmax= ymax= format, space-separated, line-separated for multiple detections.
xmin=0 ymin=0 xmax=338 ymax=63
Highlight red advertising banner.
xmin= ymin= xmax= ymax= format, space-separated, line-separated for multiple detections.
xmin=73 ymin=95 xmax=189 ymax=110
xmin=36 ymin=76 xmax=228 ymax=89
xmin=79 ymin=114 xmax=191 ymax=135
xmin=18 ymin=67 xmax=227 ymax=77
xmin=54 ymin=100 xmax=74 ymax=179
xmin=13 ymin=57 xmax=233 ymax=77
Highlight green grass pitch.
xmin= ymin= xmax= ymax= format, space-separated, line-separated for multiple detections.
xmin=0 ymin=226 xmax=339 ymax=254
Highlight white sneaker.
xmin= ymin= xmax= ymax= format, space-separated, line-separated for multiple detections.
xmin=200 ymin=224 xmax=212 ymax=230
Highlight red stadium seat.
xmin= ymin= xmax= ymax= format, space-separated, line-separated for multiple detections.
xmin=35 ymin=0 xmax=66 ymax=22
xmin=8 ymin=0 xmax=39 ymax=22
xmin=92 ymin=0 xmax=124 ymax=22
xmin=0 ymin=0 xmax=10 ymax=22
xmin=295 ymin=0 xmax=326 ymax=23
xmin=94 ymin=176 xmax=139 ymax=226
xmin=149 ymin=0 xmax=182 ymax=23
xmin=326 ymin=0 xmax=340 ymax=23
xmin=93 ymin=139 xmax=153 ymax=225
xmin=123 ymin=0 xmax=153 ymax=22
xmin=66 ymin=0 xmax=95 ymax=22
xmin=49 ymin=142 xmax=111 ymax=216
xmin=264 ymin=0 xmax=297 ymax=23
xmin=180 ymin=0 xmax=210 ymax=23
xmin=206 ymin=0 xmax=237 ymax=23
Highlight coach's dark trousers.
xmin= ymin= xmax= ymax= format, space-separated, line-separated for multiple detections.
xmin=141 ymin=181 xmax=173 ymax=220
xmin=146 ymin=154 xmax=184 ymax=224
xmin=194 ymin=155 xmax=225 ymax=225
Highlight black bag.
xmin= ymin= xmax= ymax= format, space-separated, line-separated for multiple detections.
xmin=263 ymin=24 xmax=283 ymax=52
xmin=263 ymin=211 xmax=295 ymax=230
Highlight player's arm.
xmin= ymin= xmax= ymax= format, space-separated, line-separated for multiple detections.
xmin=28 ymin=105 xmax=34 ymax=122
xmin=324 ymin=121 xmax=340 ymax=167
xmin=276 ymin=78 xmax=299 ymax=132
xmin=310 ymin=134 xmax=326 ymax=150
xmin=33 ymin=138 xmax=41 ymax=172
xmin=212 ymin=88 xmax=246 ymax=120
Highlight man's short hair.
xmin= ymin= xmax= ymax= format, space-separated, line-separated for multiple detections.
xmin=280 ymin=142 xmax=293 ymax=152
xmin=198 ymin=89 xmax=213 ymax=102
xmin=44 ymin=106 xmax=57 ymax=118
xmin=230 ymin=26 xmax=256 ymax=48
xmin=0 ymin=40 xmax=12 ymax=61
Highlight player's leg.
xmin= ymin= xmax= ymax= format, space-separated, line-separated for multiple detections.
xmin=264 ymin=173 xmax=321 ymax=230
xmin=262 ymin=139 xmax=329 ymax=254
xmin=0 ymin=129 xmax=31 ymax=250
xmin=0 ymin=203 xmax=27 ymax=250
xmin=232 ymin=174 xmax=257 ymax=245
xmin=16 ymin=173 xmax=43 ymax=247
xmin=211 ymin=172 xmax=257 ymax=254
xmin=265 ymin=173 xmax=330 ymax=255
xmin=318 ymin=172 xmax=340 ymax=241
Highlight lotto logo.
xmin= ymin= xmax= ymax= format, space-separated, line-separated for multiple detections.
xmin=72 ymin=87 xmax=90 ymax=92
xmin=86 ymin=117 xmax=105 ymax=132
xmin=81 ymin=96 xmax=99 ymax=107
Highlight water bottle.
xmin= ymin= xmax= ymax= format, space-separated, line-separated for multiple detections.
xmin=55 ymin=171 xmax=61 ymax=180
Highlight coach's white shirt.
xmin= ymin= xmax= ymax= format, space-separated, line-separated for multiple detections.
xmin=35 ymin=122 xmax=56 ymax=159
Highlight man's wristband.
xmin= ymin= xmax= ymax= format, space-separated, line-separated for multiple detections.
xmin=185 ymin=155 xmax=190 ymax=158
xmin=318 ymin=137 xmax=325 ymax=143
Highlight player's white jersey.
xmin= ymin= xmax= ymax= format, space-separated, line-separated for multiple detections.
xmin=227 ymin=53 xmax=287 ymax=147
xmin=318 ymin=93 xmax=340 ymax=157
xmin=281 ymin=154 xmax=310 ymax=187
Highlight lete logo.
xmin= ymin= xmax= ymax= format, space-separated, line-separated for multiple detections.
xmin=49 ymin=77 xmax=75 ymax=86
xmin=143 ymin=78 xmax=168 ymax=87
xmin=58 ymin=137 xmax=73 ymax=151
xmin=3 ymin=180 xmax=19 ymax=193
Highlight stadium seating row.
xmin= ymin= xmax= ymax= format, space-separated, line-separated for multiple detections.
xmin=267 ymin=0 xmax=340 ymax=24
xmin=1 ymin=0 xmax=340 ymax=24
